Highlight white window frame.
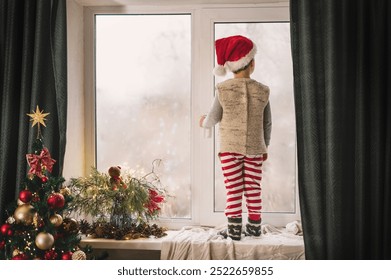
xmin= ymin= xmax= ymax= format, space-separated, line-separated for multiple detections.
xmin=82 ymin=1 xmax=299 ymax=229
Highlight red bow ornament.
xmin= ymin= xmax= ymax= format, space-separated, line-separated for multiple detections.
xmin=26 ymin=147 xmax=56 ymax=178
xmin=145 ymin=189 xmax=165 ymax=214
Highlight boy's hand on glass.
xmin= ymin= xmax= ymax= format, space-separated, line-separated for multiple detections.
xmin=199 ymin=115 xmax=206 ymax=127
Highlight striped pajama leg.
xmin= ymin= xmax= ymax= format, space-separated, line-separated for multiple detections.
xmin=243 ymin=155 xmax=263 ymax=236
xmin=219 ymin=152 xmax=263 ymax=239
xmin=243 ymin=155 xmax=263 ymax=222
xmin=219 ymin=152 xmax=246 ymax=219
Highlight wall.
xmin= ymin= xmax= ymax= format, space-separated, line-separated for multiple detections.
xmin=64 ymin=0 xmax=85 ymax=179
xmin=75 ymin=0 xmax=285 ymax=6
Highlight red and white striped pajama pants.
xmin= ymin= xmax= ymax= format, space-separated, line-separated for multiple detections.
xmin=219 ymin=152 xmax=263 ymax=221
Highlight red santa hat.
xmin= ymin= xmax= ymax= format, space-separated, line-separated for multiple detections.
xmin=213 ymin=35 xmax=257 ymax=76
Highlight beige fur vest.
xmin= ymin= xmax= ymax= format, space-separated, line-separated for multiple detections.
xmin=217 ymin=78 xmax=269 ymax=155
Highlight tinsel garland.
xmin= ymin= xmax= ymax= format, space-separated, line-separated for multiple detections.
xmin=79 ymin=220 xmax=167 ymax=240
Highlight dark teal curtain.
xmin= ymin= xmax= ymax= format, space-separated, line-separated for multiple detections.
xmin=0 ymin=0 xmax=67 ymax=222
xmin=291 ymin=0 xmax=391 ymax=259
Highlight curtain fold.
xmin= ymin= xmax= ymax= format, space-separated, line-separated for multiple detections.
xmin=291 ymin=0 xmax=391 ymax=259
xmin=0 ymin=0 xmax=67 ymax=222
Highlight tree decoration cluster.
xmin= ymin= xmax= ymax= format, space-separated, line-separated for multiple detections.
xmin=0 ymin=106 xmax=87 ymax=260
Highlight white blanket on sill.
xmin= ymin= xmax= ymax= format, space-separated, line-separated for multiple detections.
xmin=160 ymin=221 xmax=305 ymax=260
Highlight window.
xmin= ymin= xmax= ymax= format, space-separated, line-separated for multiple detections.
xmin=83 ymin=2 xmax=298 ymax=228
xmin=95 ymin=15 xmax=191 ymax=219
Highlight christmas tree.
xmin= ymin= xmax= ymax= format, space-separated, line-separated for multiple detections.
xmin=0 ymin=106 xmax=86 ymax=260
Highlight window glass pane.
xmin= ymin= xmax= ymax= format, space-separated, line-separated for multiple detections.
xmin=214 ymin=22 xmax=296 ymax=213
xmin=96 ymin=15 xmax=191 ymax=218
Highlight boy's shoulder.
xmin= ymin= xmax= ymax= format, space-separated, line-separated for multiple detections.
xmin=217 ymin=78 xmax=269 ymax=91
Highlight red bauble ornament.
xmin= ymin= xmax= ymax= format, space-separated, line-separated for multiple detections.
xmin=44 ymin=250 xmax=58 ymax=260
xmin=47 ymin=193 xmax=65 ymax=209
xmin=7 ymin=229 xmax=13 ymax=236
xmin=12 ymin=253 xmax=28 ymax=260
xmin=41 ymin=176 xmax=48 ymax=183
xmin=19 ymin=190 xmax=33 ymax=203
xmin=0 ymin=224 xmax=11 ymax=236
xmin=61 ymin=251 xmax=73 ymax=260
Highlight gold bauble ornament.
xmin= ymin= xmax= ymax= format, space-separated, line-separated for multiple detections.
xmin=62 ymin=218 xmax=79 ymax=234
xmin=71 ymin=250 xmax=86 ymax=260
xmin=60 ymin=187 xmax=71 ymax=196
xmin=12 ymin=249 xmax=22 ymax=257
xmin=14 ymin=204 xmax=35 ymax=225
xmin=35 ymin=232 xmax=54 ymax=250
xmin=49 ymin=214 xmax=63 ymax=227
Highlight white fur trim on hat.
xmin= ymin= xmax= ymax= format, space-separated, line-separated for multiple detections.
xmin=225 ymin=44 xmax=257 ymax=73
xmin=213 ymin=65 xmax=227 ymax=76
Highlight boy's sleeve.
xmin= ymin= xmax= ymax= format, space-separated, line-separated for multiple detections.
xmin=263 ymin=102 xmax=272 ymax=146
xmin=202 ymin=91 xmax=223 ymax=128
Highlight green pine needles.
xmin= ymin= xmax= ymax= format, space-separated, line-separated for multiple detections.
xmin=69 ymin=165 xmax=167 ymax=228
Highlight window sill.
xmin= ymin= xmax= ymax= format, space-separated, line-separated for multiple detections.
xmin=79 ymin=225 xmax=305 ymax=260
xmin=79 ymin=230 xmax=178 ymax=251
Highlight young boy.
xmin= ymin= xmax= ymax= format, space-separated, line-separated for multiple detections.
xmin=200 ymin=35 xmax=272 ymax=240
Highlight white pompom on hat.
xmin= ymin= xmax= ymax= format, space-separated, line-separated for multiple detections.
xmin=213 ymin=35 xmax=257 ymax=76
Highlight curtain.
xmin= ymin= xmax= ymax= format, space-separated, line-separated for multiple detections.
xmin=0 ymin=0 xmax=67 ymax=222
xmin=290 ymin=0 xmax=391 ymax=259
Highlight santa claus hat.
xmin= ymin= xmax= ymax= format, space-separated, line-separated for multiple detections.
xmin=213 ymin=35 xmax=257 ymax=76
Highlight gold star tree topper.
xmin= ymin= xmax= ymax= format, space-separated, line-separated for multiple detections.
xmin=27 ymin=105 xmax=50 ymax=128
xmin=27 ymin=106 xmax=50 ymax=138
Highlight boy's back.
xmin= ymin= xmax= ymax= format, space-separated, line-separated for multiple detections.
xmin=217 ymin=78 xmax=270 ymax=155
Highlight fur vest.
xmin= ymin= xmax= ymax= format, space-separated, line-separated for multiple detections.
xmin=217 ymin=78 xmax=269 ymax=155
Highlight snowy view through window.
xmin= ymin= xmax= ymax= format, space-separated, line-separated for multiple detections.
xmin=96 ymin=15 xmax=296 ymax=219
xmin=96 ymin=15 xmax=191 ymax=218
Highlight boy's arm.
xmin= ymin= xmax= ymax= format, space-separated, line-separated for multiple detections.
xmin=201 ymin=92 xmax=223 ymax=128
xmin=263 ymin=102 xmax=272 ymax=147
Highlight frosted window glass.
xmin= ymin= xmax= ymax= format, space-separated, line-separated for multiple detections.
xmin=96 ymin=15 xmax=191 ymax=218
xmin=214 ymin=23 xmax=296 ymax=213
